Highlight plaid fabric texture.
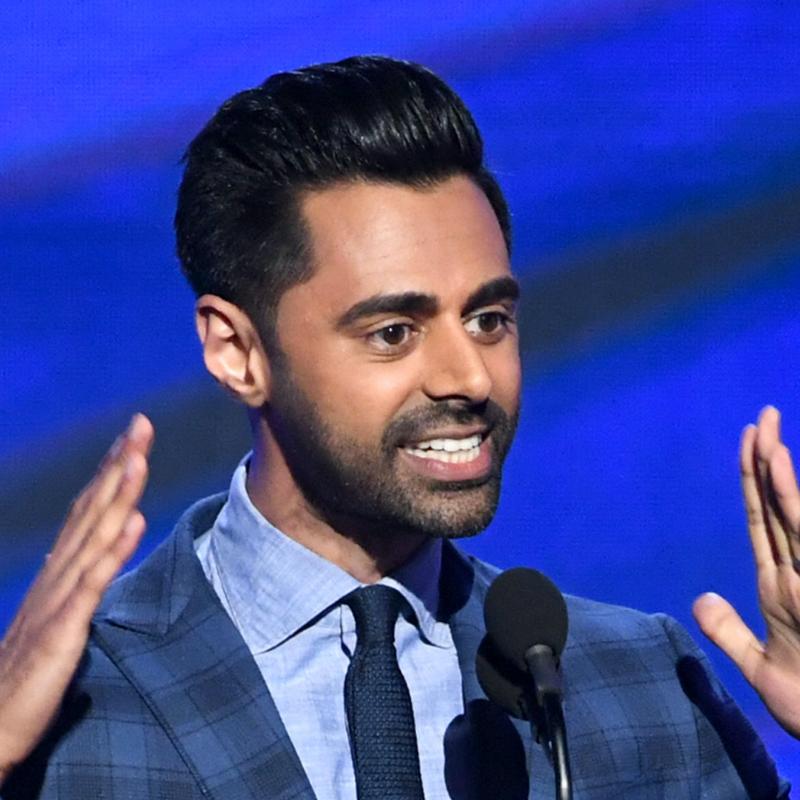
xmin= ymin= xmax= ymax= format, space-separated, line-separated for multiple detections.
xmin=2 ymin=494 xmax=788 ymax=799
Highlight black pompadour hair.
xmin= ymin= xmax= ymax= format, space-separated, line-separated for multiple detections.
xmin=175 ymin=54 xmax=511 ymax=348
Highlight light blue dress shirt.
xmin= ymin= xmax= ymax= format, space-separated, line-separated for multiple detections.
xmin=195 ymin=460 xmax=464 ymax=799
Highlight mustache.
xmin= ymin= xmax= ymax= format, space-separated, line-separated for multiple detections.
xmin=383 ymin=400 xmax=510 ymax=447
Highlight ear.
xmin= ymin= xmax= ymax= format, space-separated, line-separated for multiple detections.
xmin=195 ymin=295 xmax=271 ymax=407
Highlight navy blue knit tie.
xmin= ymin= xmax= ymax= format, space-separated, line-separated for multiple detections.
xmin=344 ymin=585 xmax=425 ymax=800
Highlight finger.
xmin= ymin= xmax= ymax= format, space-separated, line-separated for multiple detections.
xmin=66 ymin=444 xmax=134 ymax=546
xmin=126 ymin=413 xmax=155 ymax=459
xmin=755 ymin=407 xmax=792 ymax=565
xmin=83 ymin=416 xmax=152 ymax=522
xmin=693 ymin=592 xmax=764 ymax=686
xmin=6 ymin=511 xmax=146 ymax=699
xmin=42 ymin=452 xmax=149 ymax=615
xmin=42 ymin=453 xmax=127 ymax=580
xmin=46 ymin=417 xmax=143 ymax=572
xmin=741 ymin=424 xmax=776 ymax=570
xmin=78 ymin=416 xmax=152 ymax=535
xmin=769 ymin=445 xmax=800 ymax=561
xmin=758 ymin=408 xmax=800 ymax=565
xmin=59 ymin=452 xmax=148 ymax=582
xmin=61 ymin=510 xmax=147 ymax=625
xmin=92 ymin=414 xmax=153 ymax=469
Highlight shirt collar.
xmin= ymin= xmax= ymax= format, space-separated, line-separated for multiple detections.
xmin=206 ymin=458 xmax=449 ymax=653
xmin=383 ymin=535 xmax=450 ymax=647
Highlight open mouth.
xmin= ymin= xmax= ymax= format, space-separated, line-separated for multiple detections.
xmin=403 ymin=433 xmax=484 ymax=464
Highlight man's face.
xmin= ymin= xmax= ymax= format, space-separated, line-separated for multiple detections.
xmin=267 ymin=175 xmax=521 ymax=540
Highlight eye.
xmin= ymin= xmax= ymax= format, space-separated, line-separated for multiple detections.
xmin=464 ymin=310 xmax=514 ymax=339
xmin=367 ymin=322 xmax=417 ymax=351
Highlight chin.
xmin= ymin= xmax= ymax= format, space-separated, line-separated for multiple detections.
xmin=395 ymin=483 xmax=500 ymax=540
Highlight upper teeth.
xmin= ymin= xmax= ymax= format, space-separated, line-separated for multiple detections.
xmin=412 ymin=435 xmax=482 ymax=452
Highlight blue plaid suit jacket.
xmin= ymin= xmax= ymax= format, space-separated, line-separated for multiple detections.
xmin=3 ymin=495 xmax=788 ymax=799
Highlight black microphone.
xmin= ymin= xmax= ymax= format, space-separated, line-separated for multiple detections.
xmin=476 ymin=568 xmax=572 ymax=800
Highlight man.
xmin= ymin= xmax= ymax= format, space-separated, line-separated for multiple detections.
xmin=0 ymin=55 xmax=797 ymax=798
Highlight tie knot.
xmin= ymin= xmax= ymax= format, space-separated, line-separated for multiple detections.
xmin=346 ymin=584 xmax=404 ymax=645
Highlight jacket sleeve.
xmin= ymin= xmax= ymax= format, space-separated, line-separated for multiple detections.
xmin=658 ymin=613 xmax=790 ymax=800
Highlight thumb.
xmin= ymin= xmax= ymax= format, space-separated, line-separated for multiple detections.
xmin=692 ymin=592 xmax=764 ymax=685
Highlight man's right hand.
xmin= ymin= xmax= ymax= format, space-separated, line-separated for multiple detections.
xmin=0 ymin=414 xmax=154 ymax=785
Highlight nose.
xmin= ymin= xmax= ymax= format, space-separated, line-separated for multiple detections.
xmin=421 ymin=320 xmax=492 ymax=404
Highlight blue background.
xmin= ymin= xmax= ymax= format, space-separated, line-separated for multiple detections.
xmin=2 ymin=0 xmax=799 ymax=785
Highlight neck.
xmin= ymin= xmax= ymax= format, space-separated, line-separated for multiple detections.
xmin=246 ymin=437 xmax=427 ymax=584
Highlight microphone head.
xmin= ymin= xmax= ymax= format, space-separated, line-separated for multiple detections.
xmin=483 ymin=567 xmax=568 ymax=673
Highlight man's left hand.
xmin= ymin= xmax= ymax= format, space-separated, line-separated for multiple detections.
xmin=694 ymin=405 xmax=800 ymax=738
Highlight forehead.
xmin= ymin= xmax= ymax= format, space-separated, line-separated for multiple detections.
xmin=296 ymin=176 xmax=511 ymax=309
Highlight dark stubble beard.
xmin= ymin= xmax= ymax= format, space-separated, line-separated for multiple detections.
xmin=264 ymin=362 xmax=519 ymax=541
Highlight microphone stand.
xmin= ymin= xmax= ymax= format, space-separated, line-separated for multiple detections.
xmin=524 ymin=645 xmax=573 ymax=800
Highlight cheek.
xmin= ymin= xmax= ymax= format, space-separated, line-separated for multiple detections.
xmin=295 ymin=355 xmax=421 ymax=440
xmin=487 ymin=345 xmax=522 ymax=409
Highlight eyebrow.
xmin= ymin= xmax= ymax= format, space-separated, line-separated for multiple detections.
xmin=335 ymin=292 xmax=439 ymax=329
xmin=334 ymin=275 xmax=521 ymax=330
xmin=462 ymin=276 xmax=520 ymax=316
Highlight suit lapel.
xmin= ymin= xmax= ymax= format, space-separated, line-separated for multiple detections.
xmin=93 ymin=496 xmax=316 ymax=800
